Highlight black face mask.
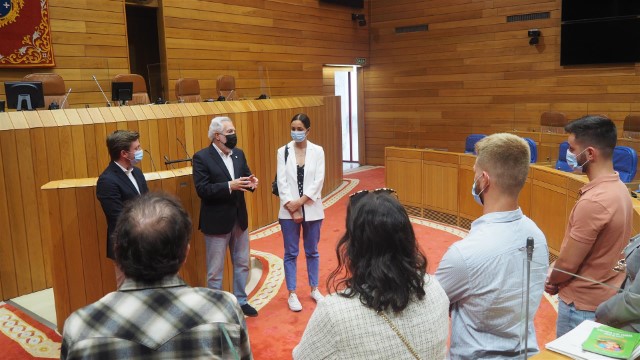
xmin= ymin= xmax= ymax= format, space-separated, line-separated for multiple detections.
xmin=224 ymin=133 xmax=238 ymax=149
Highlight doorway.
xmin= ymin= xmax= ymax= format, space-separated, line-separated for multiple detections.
xmin=328 ymin=66 xmax=363 ymax=164
xmin=125 ymin=4 xmax=162 ymax=102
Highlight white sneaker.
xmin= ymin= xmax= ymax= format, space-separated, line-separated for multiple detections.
xmin=288 ymin=293 xmax=302 ymax=312
xmin=310 ymin=289 xmax=324 ymax=303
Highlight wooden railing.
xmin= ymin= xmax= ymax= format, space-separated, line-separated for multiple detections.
xmin=385 ymin=147 xmax=640 ymax=257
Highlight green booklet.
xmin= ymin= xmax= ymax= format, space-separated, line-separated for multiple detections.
xmin=582 ymin=324 xmax=640 ymax=359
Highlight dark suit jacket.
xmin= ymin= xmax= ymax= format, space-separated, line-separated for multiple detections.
xmin=193 ymin=145 xmax=252 ymax=235
xmin=96 ymin=161 xmax=149 ymax=259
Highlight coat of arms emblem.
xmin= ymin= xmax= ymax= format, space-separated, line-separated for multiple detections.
xmin=0 ymin=0 xmax=24 ymax=28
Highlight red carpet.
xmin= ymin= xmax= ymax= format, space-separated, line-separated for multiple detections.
xmin=0 ymin=303 xmax=61 ymax=359
xmin=246 ymin=167 xmax=557 ymax=359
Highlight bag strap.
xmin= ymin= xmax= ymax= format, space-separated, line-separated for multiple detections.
xmin=377 ymin=311 xmax=422 ymax=360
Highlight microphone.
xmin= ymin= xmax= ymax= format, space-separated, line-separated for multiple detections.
xmin=526 ymin=236 xmax=534 ymax=260
xmin=227 ymin=89 xmax=235 ymax=100
xmin=163 ymin=138 xmax=192 ymax=166
xmin=60 ymin=88 xmax=72 ymax=109
xmin=176 ymin=137 xmax=192 ymax=163
xmin=92 ymin=75 xmax=112 ymax=107
xmin=523 ymin=236 xmax=535 ymax=358
xmin=144 ymin=149 xmax=158 ymax=172
xmin=163 ymin=155 xmax=176 ymax=169
xmin=164 ymin=154 xmax=192 ymax=166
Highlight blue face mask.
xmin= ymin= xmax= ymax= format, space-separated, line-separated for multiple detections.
xmin=130 ymin=149 xmax=143 ymax=166
xmin=291 ymin=130 xmax=307 ymax=143
xmin=471 ymin=174 xmax=486 ymax=206
xmin=566 ymin=148 xmax=588 ymax=173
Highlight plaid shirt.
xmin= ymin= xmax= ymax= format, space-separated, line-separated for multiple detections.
xmin=61 ymin=275 xmax=252 ymax=359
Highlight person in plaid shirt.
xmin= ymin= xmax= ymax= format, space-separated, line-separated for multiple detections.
xmin=61 ymin=193 xmax=253 ymax=359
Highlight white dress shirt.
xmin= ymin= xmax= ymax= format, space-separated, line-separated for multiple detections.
xmin=212 ymin=143 xmax=234 ymax=192
xmin=113 ymin=161 xmax=140 ymax=194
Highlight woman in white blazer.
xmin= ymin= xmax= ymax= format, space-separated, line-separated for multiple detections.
xmin=277 ymin=113 xmax=325 ymax=312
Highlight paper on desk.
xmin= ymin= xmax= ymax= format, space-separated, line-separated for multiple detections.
xmin=546 ymin=320 xmax=638 ymax=360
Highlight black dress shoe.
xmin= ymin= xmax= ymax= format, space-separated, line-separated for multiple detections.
xmin=241 ymin=303 xmax=258 ymax=317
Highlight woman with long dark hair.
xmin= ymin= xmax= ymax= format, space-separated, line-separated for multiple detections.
xmin=293 ymin=189 xmax=449 ymax=359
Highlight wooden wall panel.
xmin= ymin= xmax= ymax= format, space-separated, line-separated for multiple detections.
xmin=0 ymin=0 xmax=129 ymax=108
xmin=162 ymin=0 xmax=369 ymax=101
xmin=366 ymin=0 xmax=640 ymax=165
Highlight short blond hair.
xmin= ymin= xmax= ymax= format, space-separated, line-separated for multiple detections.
xmin=475 ymin=133 xmax=530 ymax=196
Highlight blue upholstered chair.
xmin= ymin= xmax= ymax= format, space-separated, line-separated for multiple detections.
xmin=555 ymin=142 xmax=573 ymax=172
xmin=464 ymin=134 xmax=486 ymax=154
xmin=613 ymin=146 xmax=638 ymax=183
xmin=523 ymin=137 xmax=537 ymax=163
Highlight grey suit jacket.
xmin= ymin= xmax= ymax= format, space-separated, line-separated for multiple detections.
xmin=596 ymin=239 xmax=640 ymax=332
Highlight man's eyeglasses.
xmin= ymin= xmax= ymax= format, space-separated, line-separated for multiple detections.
xmin=349 ymin=188 xmax=397 ymax=204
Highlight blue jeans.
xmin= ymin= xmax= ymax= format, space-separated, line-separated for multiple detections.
xmin=280 ymin=219 xmax=322 ymax=291
xmin=204 ymin=223 xmax=250 ymax=305
xmin=556 ymin=299 xmax=595 ymax=337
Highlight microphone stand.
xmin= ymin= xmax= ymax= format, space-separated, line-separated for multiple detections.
xmin=92 ymin=75 xmax=112 ymax=107
xmin=144 ymin=149 xmax=158 ymax=172
xmin=60 ymin=88 xmax=72 ymax=109
xmin=524 ymin=237 xmax=535 ymax=359
xmin=164 ymin=155 xmax=174 ymax=169
xmin=164 ymin=157 xmax=192 ymax=166
xmin=176 ymin=137 xmax=193 ymax=164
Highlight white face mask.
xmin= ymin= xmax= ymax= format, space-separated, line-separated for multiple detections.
xmin=566 ymin=148 xmax=589 ymax=173
xmin=129 ymin=149 xmax=143 ymax=166
xmin=471 ymin=173 xmax=486 ymax=206
xmin=291 ymin=130 xmax=306 ymax=142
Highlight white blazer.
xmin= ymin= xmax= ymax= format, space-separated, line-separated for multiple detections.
xmin=277 ymin=140 xmax=325 ymax=221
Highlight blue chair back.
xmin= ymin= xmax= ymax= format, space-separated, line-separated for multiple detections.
xmin=523 ymin=137 xmax=537 ymax=163
xmin=555 ymin=141 xmax=573 ymax=172
xmin=465 ymin=134 xmax=486 ymax=154
xmin=613 ymin=146 xmax=638 ymax=183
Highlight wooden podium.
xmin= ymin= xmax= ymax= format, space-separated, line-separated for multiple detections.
xmin=41 ymin=168 xmax=221 ymax=331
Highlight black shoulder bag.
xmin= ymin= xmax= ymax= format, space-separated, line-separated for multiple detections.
xmin=271 ymin=145 xmax=289 ymax=196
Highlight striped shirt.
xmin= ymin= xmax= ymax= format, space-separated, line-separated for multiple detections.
xmin=435 ymin=208 xmax=549 ymax=359
xmin=61 ymin=275 xmax=252 ymax=359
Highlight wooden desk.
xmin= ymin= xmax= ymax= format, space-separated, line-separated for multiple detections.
xmin=385 ymin=147 xmax=640 ymax=257
xmin=0 ymin=96 xmax=343 ymax=302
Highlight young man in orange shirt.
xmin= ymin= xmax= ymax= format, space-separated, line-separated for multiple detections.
xmin=545 ymin=115 xmax=633 ymax=337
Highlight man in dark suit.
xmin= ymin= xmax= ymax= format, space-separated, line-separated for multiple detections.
xmin=193 ymin=116 xmax=259 ymax=317
xmin=96 ymin=130 xmax=149 ymax=287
